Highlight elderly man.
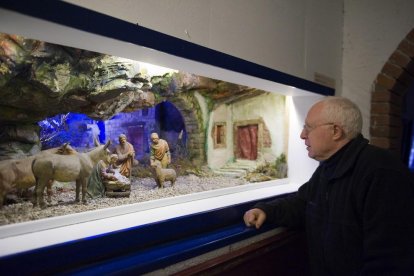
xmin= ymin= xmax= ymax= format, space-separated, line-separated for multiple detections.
xmin=243 ymin=96 xmax=414 ymax=275
xmin=113 ymin=134 xmax=135 ymax=177
xmin=150 ymin=132 xmax=171 ymax=168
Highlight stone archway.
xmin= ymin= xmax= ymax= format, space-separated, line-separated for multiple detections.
xmin=370 ymin=29 xmax=414 ymax=158
xmin=166 ymin=96 xmax=206 ymax=165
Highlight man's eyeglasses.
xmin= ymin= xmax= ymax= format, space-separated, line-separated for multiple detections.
xmin=302 ymin=122 xmax=335 ymax=134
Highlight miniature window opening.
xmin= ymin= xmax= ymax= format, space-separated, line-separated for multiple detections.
xmin=213 ymin=122 xmax=226 ymax=148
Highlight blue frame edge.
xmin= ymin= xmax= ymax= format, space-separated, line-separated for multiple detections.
xmin=0 ymin=0 xmax=334 ymax=96
xmin=0 ymin=193 xmax=291 ymax=275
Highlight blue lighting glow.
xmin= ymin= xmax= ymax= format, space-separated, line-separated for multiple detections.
xmin=38 ymin=101 xmax=187 ymax=160
xmin=409 ymin=129 xmax=414 ymax=172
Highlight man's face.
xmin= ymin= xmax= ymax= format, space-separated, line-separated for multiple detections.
xmin=119 ymin=137 xmax=126 ymax=145
xmin=300 ymin=102 xmax=336 ymax=161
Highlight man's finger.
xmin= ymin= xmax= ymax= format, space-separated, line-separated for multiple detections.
xmin=243 ymin=211 xmax=257 ymax=227
xmin=255 ymin=215 xmax=265 ymax=229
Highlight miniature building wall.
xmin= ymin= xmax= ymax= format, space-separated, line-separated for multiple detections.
xmin=208 ymin=93 xmax=287 ymax=169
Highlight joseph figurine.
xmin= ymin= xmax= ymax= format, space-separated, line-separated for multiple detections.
xmin=114 ymin=134 xmax=135 ymax=177
xmin=150 ymin=132 xmax=171 ymax=168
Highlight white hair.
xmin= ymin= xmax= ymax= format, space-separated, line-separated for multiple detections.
xmin=319 ymin=96 xmax=362 ymax=139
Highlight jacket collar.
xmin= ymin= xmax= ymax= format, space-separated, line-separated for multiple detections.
xmin=321 ymin=134 xmax=368 ymax=180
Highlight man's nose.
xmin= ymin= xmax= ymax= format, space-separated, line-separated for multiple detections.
xmin=300 ymin=129 xmax=307 ymax=139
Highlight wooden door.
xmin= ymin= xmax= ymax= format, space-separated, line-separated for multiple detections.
xmin=236 ymin=124 xmax=258 ymax=160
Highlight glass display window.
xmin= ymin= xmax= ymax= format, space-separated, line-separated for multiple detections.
xmin=0 ymin=2 xmax=332 ymax=257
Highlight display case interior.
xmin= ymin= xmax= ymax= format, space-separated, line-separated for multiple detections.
xmin=0 ymin=2 xmax=333 ymax=258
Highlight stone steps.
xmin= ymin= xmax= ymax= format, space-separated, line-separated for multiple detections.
xmin=213 ymin=159 xmax=257 ymax=178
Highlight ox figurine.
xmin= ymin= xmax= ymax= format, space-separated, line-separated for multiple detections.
xmin=32 ymin=138 xmax=111 ymax=208
xmin=0 ymin=143 xmax=76 ymax=208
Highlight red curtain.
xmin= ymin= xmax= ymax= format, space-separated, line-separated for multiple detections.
xmin=237 ymin=125 xmax=258 ymax=160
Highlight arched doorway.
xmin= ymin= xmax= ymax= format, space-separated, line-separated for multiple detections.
xmin=164 ymin=96 xmax=206 ymax=165
xmin=401 ymin=85 xmax=414 ymax=169
xmin=370 ymin=28 xmax=414 ymax=170
xmin=154 ymin=101 xmax=187 ymax=159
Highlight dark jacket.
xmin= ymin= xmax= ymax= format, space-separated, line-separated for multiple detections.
xmin=256 ymin=135 xmax=414 ymax=275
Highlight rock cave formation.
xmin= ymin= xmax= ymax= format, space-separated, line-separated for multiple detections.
xmin=0 ymin=33 xmax=266 ymax=162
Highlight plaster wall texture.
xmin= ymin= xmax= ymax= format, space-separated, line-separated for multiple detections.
xmin=231 ymin=93 xmax=286 ymax=157
xmin=208 ymin=104 xmax=231 ymax=169
xmin=207 ymin=93 xmax=286 ymax=169
xmin=64 ymin=0 xmax=343 ymax=93
xmin=342 ymin=0 xmax=414 ymax=137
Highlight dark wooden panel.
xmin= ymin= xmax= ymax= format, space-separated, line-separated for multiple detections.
xmin=174 ymin=230 xmax=310 ymax=276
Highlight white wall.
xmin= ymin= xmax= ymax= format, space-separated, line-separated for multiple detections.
xmin=65 ymin=0 xmax=343 ymax=89
xmin=287 ymin=94 xmax=322 ymax=185
xmin=207 ymin=104 xmax=232 ymax=168
xmin=342 ymin=0 xmax=414 ymax=137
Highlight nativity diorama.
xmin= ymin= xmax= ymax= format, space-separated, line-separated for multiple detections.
xmin=0 ymin=32 xmax=288 ymax=225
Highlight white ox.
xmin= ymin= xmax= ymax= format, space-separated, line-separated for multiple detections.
xmin=0 ymin=144 xmax=76 ymax=208
xmin=32 ymin=139 xmax=111 ymax=208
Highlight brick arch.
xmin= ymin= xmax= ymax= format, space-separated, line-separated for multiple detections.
xmin=370 ymin=29 xmax=414 ymax=157
xmin=166 ymin=96 xmax=206 ymax=165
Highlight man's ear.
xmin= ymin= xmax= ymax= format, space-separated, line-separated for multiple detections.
xmin=332 ymin=124 xmax=344 ymax=140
